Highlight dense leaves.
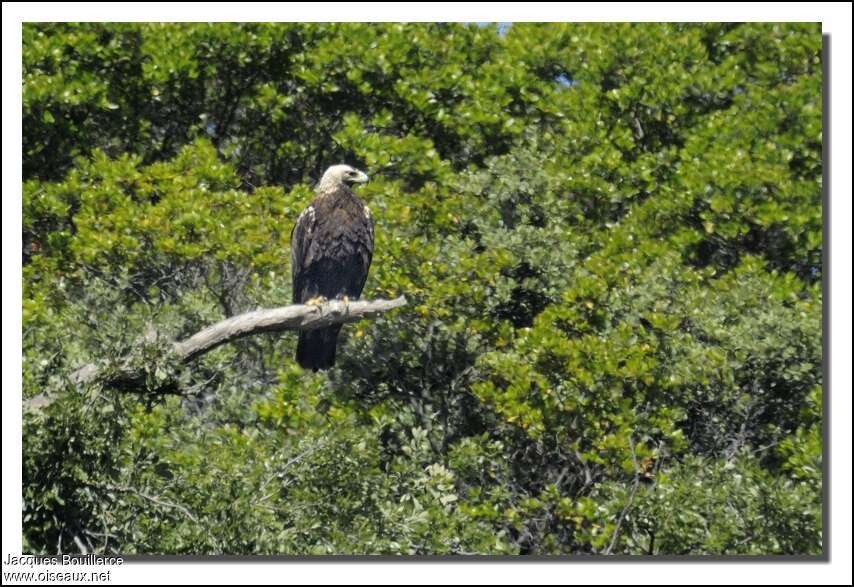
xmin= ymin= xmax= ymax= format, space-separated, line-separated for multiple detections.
xmin=23 ymin=22 xmax=822 ymax=555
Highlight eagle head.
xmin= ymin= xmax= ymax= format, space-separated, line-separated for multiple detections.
xmin=318 ymin=164 xmax=369 ymax=192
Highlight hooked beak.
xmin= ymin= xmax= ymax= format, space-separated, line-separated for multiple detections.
xmin=353 ymin=170 xmax=369 ymax=184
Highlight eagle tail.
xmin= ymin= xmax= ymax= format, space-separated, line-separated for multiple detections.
xmin=296 ymin=326 xmax=340 ymax=371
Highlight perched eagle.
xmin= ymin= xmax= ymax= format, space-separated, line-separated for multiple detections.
xmin=291 ymin=164 xmax=374 ymax=370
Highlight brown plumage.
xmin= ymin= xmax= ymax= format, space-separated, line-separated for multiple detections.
xmin=291 ymin=165 xmax=374 ymax=370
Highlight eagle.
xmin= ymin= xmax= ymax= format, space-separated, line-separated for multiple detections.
xmin=291 ymin=164 xmax=374 ymax=370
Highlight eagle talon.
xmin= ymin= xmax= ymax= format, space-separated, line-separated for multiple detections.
xmin=305 ymin=296 xmax=328 ymax=307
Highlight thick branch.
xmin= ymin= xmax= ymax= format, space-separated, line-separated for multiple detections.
xmin=173 ymin=295 xmax=406 ymax=362
xmin=24 ymin=296 xmax=406 ymax=411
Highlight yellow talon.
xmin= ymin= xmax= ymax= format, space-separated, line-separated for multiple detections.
xmin=305 ymin=296 xmax=328 ymax=307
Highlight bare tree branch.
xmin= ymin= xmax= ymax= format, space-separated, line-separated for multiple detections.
xmin=24 ymin=296 xmax=407 ymax=412
xmin=106 ymin=484 xmax=199 ymax=524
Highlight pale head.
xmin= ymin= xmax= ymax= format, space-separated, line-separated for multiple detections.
xmin=317 ymin=164 xmax=369 ymax=193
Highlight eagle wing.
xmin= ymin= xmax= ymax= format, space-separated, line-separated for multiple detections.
xmin=291 ymin=204 xmax=316 ymax=304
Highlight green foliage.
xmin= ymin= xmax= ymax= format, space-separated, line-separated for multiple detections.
xmin=23 ymin=22 xmax=822 ymax=555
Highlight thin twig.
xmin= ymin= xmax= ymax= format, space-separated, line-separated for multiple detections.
xmin=604 ymin=434 xmax=641 ymax=555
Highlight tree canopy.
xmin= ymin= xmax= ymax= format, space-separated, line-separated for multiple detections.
xmin=22 ymin=22 xmax=822 ymax=555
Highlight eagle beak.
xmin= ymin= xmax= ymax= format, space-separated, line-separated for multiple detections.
xmin=355 ymin=170 xmax=369 ymax=183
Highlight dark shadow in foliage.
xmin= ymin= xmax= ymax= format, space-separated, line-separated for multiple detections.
xmin=332 ymin=315 xmax=490 ymax=456
xmin=493 ymin=262 xmax=551 ymax=328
